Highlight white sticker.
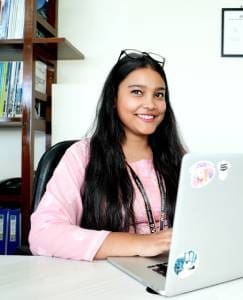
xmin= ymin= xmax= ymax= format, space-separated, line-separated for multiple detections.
xmin=174 ymin=250 xmax=199 ymax=279
xmin=217 ymin=160 xmax=231 ymax=181
xmin=189 ymin=161 xmax=215 ymax=188
xmin=9 ymin=215 xmax=16 ymax=242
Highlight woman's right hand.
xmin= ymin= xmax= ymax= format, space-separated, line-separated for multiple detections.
xmin=135 ymin=228 xmax=172 ymax=257
xmin=95 ymin=229 xmax=173 ymax=260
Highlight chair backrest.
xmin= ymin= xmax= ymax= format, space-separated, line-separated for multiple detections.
xmin=32 ymin=140 xmax=77 ymax=211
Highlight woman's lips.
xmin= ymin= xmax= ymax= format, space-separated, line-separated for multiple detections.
xmin=136 ymin=114 xmax=156 ymax=121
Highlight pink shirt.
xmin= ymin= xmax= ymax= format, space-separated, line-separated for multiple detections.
xmin=29 ymin=139 xmax=162 ymax=261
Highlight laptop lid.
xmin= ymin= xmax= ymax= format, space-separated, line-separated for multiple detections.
xmin=108 ymin=153 xmax=243 ymax=296
xmin=165 ymin=152 xmax=243 ymax=296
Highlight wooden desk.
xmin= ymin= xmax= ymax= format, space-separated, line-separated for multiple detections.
xmin=1 ymin=256 xmax=243 ymax=300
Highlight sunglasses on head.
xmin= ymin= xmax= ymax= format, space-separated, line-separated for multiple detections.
xmin=118 ymin=49 xmax=165 ymax=67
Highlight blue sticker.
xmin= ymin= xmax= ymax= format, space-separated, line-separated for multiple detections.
xmin=174 ymin=250 xmax=199 ymax=279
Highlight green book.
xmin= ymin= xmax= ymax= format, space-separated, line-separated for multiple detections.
xmin=0 ymin=62 xmax=8 ymax=117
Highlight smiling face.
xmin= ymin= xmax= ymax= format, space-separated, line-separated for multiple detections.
xmin=116 ymin=67 xmax=166 ymax=142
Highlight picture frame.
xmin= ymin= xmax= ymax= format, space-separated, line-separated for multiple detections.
xmin=221 ymin=8 xmax=243 ymax=57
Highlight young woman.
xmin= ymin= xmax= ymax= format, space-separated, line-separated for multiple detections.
xmin=29 ymin=49 xmax=185 ymax=261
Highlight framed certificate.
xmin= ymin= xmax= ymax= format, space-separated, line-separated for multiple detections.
xmin=221 ymin=8 xmax=243 ymax=56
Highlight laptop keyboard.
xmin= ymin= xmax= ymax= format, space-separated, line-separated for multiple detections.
xmin=147 ymin=262 xmax=168 ymax=276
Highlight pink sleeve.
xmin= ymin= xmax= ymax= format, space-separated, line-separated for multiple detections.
xmin=28 ymin=139 xmax=110 ymax=261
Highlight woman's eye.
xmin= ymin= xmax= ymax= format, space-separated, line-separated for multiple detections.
xmin=155 ymin=92 xmax=165 ymax=99
xmin=131 ymin=89 xmax=143 ymax=95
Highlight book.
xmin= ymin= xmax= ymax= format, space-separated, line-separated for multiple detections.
xmin=0 ymin=208 xmax=8 ymax=254
xmin=35 ymin=60 xmax=47 ymax=94
xmin=4 ymin=61 xmax=12 ymax=117
xmin=0 ymin=62 xmax=8 ymax=117
xmin=14 ymin=0 xmax=25 ymax=38
xmin=35 ymin=100 xmax=46 ymax=118
xmin=36 ymin=28 xmax=46 ymax=38
xmin=0 ymin=61 xmax=23 ymax=118
xmin=37 ymin=0 xmax=48 ymax=20
xmin=0 ymin=62 xmax=4 ymax=116
xmin=14 ymin=62 xmax=23 ymax=117
xmin=0 ymin=0 xmax=11 ymax=39
xmin=0 ymin=0 xmax=25 ymax=39
xmin=0 ymin=0 xmax=4 ymax=30
xmin=6 ymin=61 xmax=16 ymax=117
xmin=6 ymin=208 xmax=21 ymax=254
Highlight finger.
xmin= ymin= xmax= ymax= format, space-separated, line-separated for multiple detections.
xmin=159 ymin=229 xmax=173 ymax=237
xmin=161 ymin=241 xmax=171 ymax=252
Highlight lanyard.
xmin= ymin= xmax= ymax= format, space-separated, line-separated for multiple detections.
xmin=126 ymin=163 xmax=167 ymax=233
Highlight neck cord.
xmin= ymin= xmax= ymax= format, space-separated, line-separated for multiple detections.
xmin=126 ymin=163 xmax=168 ymax=233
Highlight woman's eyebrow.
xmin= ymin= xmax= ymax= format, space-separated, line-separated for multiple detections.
xmin=128 ymin=84 xmax=146 ymax=88
xmin=155 ymin=87 xmax=166 ymax=91
xmin=128 ymin=84 xmax=166 ymax=90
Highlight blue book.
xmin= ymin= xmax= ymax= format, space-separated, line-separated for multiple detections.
xmin=0 ymin=208 xmax=8 ymax=254
xmin=0 ymin=62 xmax=3 ymax=79
xmin=0 ymin=0 xmax=11 ymax=39
xmin=4 ymin=62 xmax=12 ymax=116
xmin=0 ymin=63 xmax=4 ymax=116
xmin=6 ymin=208 xmax=21 ymax=255
xmin=14 ymin=62 xmax=23 ymax=117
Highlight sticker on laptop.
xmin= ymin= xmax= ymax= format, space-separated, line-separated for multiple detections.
xmin=217 ymin=160 xmax=231 ymax=181
xmin=174 ymin=250 xmax=199 ymax=279
xmin=189 ymin=161 xmax=215 ymax=188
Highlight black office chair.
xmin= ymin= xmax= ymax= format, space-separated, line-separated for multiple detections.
xmin=32 ymin=140 xmax=77 ymax=211
xmin=16 ymin=140 xmax=77 ymax=255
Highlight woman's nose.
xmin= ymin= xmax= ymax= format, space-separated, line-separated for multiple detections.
xmin=142 ymin=94 xmax=155 ymax=109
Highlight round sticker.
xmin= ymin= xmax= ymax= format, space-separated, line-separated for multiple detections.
xmin=189 ymin=161 xmax=215 ymax=188
xmin=174 ymin=250 xmax=199 ymax=279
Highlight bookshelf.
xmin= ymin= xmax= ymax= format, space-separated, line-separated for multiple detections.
xmin=0 ymin=0 xmax=84 ymax=244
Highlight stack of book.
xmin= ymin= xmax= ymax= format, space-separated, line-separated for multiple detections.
xmin=0 ymin=0 xmax=25 ymax=39
xmin=0 ymin=208 xmax=21 ymax=254
xmin=0 ymin=61 xmax=23 ymax=118
xmin=0 ymin=60 xmax=48 ymax=118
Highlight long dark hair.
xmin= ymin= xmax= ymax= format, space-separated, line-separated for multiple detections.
xmin=81 ymin=53 xmax=185 ymax=231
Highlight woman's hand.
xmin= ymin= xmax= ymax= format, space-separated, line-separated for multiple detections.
xmin=134 ymin=228 xmax=172 ymax=257
xmin=95 ymin=229 xmax=172 ymax=260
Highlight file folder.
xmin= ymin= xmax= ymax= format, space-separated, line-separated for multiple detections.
xmin=0 ymin=208 xmax=8 ymax=254
xmin=6 ymin=208 xmax=21 ymax=254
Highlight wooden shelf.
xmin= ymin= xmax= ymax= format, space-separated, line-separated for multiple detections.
xmin=0 ymin=194 xmax=22 ymax=205
xmin=34 ymin=91 xmax=48 ymax=101
xmin=0 ymin=38 xmax=84 ymax=61
xmin=0 ymin=0 xmax=85 ymax=245
xmin=33 ymin=37 xmax=85 ymax=60
xmin=0 ymin=39 xmax=24 ymax=61
xmin=0 ymin=118 xmax=48 ymax=130
xmin=0 ymin=117 xmax=22 ymax=127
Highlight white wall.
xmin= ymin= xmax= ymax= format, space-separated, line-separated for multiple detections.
xmin=0 ymin=129 xmax=21 ymax=179
xmin=52 ymin=83 xmax=100 ymax=141
xmin=54 ymin=0 xmax=243 ymax=154
xmin=0 ymin=130 xmax=46 ymax=180
xmin=1 ymin=0 xmax=243 ymax=180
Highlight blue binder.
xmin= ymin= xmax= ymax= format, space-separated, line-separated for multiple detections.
xmin=0 ymin=208 xmax=8 ymax=254
xmin=6 ymin=208 xmax=21 ymax=254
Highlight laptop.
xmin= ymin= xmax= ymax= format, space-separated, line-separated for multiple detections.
xmin=108 ymin=153 xmax=243 ymax=296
